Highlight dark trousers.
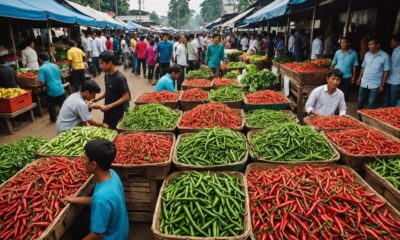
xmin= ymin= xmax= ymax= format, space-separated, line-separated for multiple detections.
xmin=70 ymin=69 xmax=85 ymax=92
xmin=210 ymin=68 xmax=220 ymax=78
xmin=159 ymin=62 xmax=170 ymax=77
xmin=91 ymin=57 xmax=99 ymax=76
xmin=114 ymin=52 xmax=121 ymax=65
xmin=339 ymin=77 xmax=351 ymax=101
xmin=47 ymin=94 xmax=66 ymax=122
xmin=358 ymin=86 xmax=379 ymax=110
xmin=384 ymin=83 xmax=400 ymax=107
xmin=197 ymin=48 xmax=203 ymax=68
xmin=148 ymin=65 xmax=155 ymax=80
xmin=177 ymin=65 xmax=185 ymax=91
xmin=137 ymin=58 xmax=146 ymax=76
xmin=188 ymin=60 xmax=195 ymax=71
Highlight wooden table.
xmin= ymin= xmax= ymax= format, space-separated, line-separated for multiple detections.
xmin=0 ymin=103 xmax=37 ymax=134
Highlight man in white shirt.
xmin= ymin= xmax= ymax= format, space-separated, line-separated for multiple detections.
xmin=187 ymin=34 xmax=198 ymax=71
xmin=120 ymin=35 xmax=130 ymax=70
xmin=96 ymin=31 xmax=106 ymax=53
xmin=89 ymin=32 xmax=101 ymax=77
xmin=21 ymin=39 xmax=39 ymax=70
xmin=81 ymin=33 xmax=91 ymax=61
xmin=195 ymin=34 xmax=205 ymax=69
xmin=288 ymin=30 xmax=295 ymax=54
xmin=175 ymin=35 xmax=187 ymax=91
xmin=248 ymin=35 xmax=255 ymax=53
xmin=241 ymin=34 xmax=249 ymax=51
xmin=305 ymin=69 xmax=347 ymax=116
xmin=311 ymin=32 xmax=324 ymax=60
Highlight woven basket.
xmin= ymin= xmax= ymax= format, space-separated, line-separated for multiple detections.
xmin=186 ymin=75 xmax=214 ymax=80
xmin=358 ymin=110 xmax=400 ymax=138
xmin=111 ymin=132 xmax=175 ymax=180
xmin=172 ymin=132 xmax=249 ymax=171
xmin=244 ymin=91 xmax=290 ymax=111
xmin=245 ymin=110 xmax=298 ymax=132
xmin=151 ymin=171 xmax=251 ymax=240
xmin=304 ymin=115 xmax=363 ymax=132
xmin=182 ymin=79 xmax=214 ymax=91
xmin=134 ymin=92 xmax=182 ymax=109
xmin=179 ymin=91 xmax=209 ymax=111
xmin=247 ymin=129 xmax=340 ymax=164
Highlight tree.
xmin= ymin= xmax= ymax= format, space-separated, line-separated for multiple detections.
xmin=68 ymin=0 xmax=129 ymax=15
xmin=150 ymin=11 xmax=160 ymax=25
xmin=200 ymin=0 xmax=223 ymax=23
xmin=238 ymin=0 xmax=255 ymax=12
xmin=167 ymin=0 xmax=191 ymax=29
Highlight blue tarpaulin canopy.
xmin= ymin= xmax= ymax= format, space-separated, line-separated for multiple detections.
xmin=0 ymin=0 xmax=47 ymax=21
xmin=126 ymin=20 xmax=145 ymax=29
xmin=243 ymin=0 xmax=307 ymax=25
xmin=205 ymin=18 xmax=221 ymax=30
xmin=18 ymin=0 xmax=96 ymax=26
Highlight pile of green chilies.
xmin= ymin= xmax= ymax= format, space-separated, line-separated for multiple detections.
xmin=0 ymin=136 xmax=48 ymax=183
xmin=209 ymin=85 xmax=244 ymax=102
xmin=177 ymin=128 xmax=247 ymax=166
xmin=40 ymin=127 xmax=116 ymax=156
xmin=369 ymin=159 xmax=400 ymax=190
xmin=246 ymin=110 xmax=295 ymax=128
xmin=121 ymin=103 xmax=180 ymax=130
xmin=159 ymin=172 xmax=246 ymax=237
xmin=250 ymin=123 xmax=336 ymax=162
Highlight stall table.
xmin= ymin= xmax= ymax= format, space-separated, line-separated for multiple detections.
xmin=0 ymin=103 xmax=37 ymax=134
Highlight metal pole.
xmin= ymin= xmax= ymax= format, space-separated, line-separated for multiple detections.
xmin=284 ymin=14 xmax=290 ymax=55
xmin=115 ymin=0 xmax=118 ymax=15
xmin=47 ymin=22 xmax=53 ymax=44
xmin=309 ymin=2 xmax=317 ymax=59
xmin=343 ymin=0 xmax=352 ymax=37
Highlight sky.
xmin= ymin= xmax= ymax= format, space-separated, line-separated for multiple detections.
xmin=129 ymin=0 xmax=203 ymax=16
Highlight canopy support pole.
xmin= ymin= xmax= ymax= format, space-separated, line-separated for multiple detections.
xmin=47 ymin=22 xmax=53 ymax=44
xmin=8 ymin=20 xmax=18 ymax=71
xmin=285 ymin=14 xmax=290 ymax=55
xmin=309 ymin=1 xmax=317 ymax=59
xmin=343 ymin=0 xmax=352 ymax=37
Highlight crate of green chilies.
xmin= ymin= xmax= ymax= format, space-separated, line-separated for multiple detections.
xmin=245 ymin=109 xmax=298 ymax=131
xmin=151 ymin=171 xmax=251 ymax=240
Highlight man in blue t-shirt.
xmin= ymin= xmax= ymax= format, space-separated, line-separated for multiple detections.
xmin=156 ymin=33 xmax=173 ymax=77
xmin=154 ymin=64 xmax=180 ymax=92
xmin=64 ymin=139 xmax=129 ymax=240
xmin=38 ymin=52 xmax=65 ymax=123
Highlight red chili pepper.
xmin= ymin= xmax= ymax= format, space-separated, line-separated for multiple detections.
xmin=214 ymin=78 xmax=239 ymax=86
xmin=246 ymin=90 xmax=288 ymax=104
xmin=282 ymin=62 xmax=326 ymax=73
xmin=360 ymin=107 xmax=400 ymax=128
xmin=181 ymin=88 xmax=208 ymax=101
xmin=308 ymin=115 xmax=361 ymax=130
xmin=183 ymin=79 xmax=212 ymax=87
xmin=137 ymin=90 xmax=180 ymax=102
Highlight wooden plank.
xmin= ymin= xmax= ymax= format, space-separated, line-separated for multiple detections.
xmin=125 ymin=193 xmax=152 ymax=202
xmin=0 ymin=103 xmax=37 ymax=118
xmin=124 ymin=186 xmax=151 ymax=193
xmin=128 ymin=211 xmax=153 ymax=222
xmin=126 ymin=202 xmax=152 ymax=211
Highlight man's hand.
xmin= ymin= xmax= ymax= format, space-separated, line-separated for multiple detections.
xmin=379 ymin=84 xmax=385 ymax=93
xmin=89 ymin=103 xmax=102 ymax=110
xmin=63 ymin=196 xmax=79 ymax=204
xmin=351 ymin=76 xmax=356 ymax=85
xmin=356 ymin=78 xmax=361 ymax=85
xmin=101 ymin=123 xmax=109 ymax=128
xmin=101 ymin=105 xmax=112 ymax=112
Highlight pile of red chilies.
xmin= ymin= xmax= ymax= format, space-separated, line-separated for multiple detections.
xmin=181 ymin=88 xmax=208 ymax=101
xmin=247 ymin=165 xmax=400 ymax=240
xmin=361 ymin=107 xmax=400 ymax=128
xmin=246 ymin=90 xmax=288 ymax=104
xmin=282 ymin=62 xmax=325 ymax=73
xmin=137 ymin=90 xmax=180 ymax=102
xmin=179 ymin=102 xmax=242 ymax=128
xmin=326 ymin=127 xmax=400 ymax=155
xmin=0 ymin=157 xmax=89 ymax=240
xmin=114 ymin=132 xmax=173 ymax=164
xmin=184 ymin=79 xmax=212 ymax=87
xmin=308 ymin=116 xmax=361 ymax=130
xmin=214 ymin=78 xmax=239 ymax=86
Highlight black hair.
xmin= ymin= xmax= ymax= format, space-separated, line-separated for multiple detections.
xmin=212 ymin=33 xmax=220 ymax=38
xmin=140 ymin=36 xmax=145 ymax=41
xmin=25 ymin=39 xmax=35 ymax=47
xmin=68 ymin=40 xmax=76 ymax=47
xmin=392 ymin=34 xmax=400 ymax=43
xmin=368 ymin=37 xmax=380 ymax=45
xmin=327 ymin=69 xmax=343 ymax=80
xmin=162 ymin=33 xmax=169 ymax=38
xmin=81 ymin=80 xmax=101 ymax=93
xmin=96 ymin=30 xmax=102 ymax=36
xmin=37 ymin=52 xmax=50 ymax=61
xmin=84 ymin=139 xmax=116 ymax=170
xmin=99 ymin=51 xmax=116 ymax=65
xmin=150 ymin=40 xmax=155 ymax=46
xmin=168 ymin=64 xmax=181 ymax=74
xmin=189 ymin=34 xmax=194 ymax=40
xmin=340 ymin=36 xmax=351 ymax=43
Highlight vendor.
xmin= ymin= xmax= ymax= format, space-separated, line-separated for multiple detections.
xmin=56 ymin=80 xmax=108 ymax=134
xmin=21 ymin=39 xmax=39 ymax=70
xmin=154 ymin=64 xmax=181 ymax=92
xmin=63 ymin=139 xmax=129 ymax=240
xmin=0 ymin=56 xmax=18 ymax=88
xmin=305 ymin=69 xmax=347 ymax=116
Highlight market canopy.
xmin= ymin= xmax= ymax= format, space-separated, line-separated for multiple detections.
xmin=126 ymin=20 xmax=144 ymax=29
xmin=18 ymin=0 xmax=96 ymax=26
xmin=243 ymin=0 xmax=307 ymax=25
xmin=205 ymin=18 xmax=221 ymax=30
xmin=221 ymin=7 xmax=255 ymax=28
xmin=0 ymin=0 xmax=47 ymax=21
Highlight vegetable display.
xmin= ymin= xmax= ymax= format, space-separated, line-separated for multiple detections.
xmin=224 ymin=61 xmax=247 ymax=68
xmin=179 ymin=102 xmax=243 ymax=129
xmin=0 ymin=88 xmax=27 ymax=99
xmin=250 ymin=55 xmax=268 ymax=63
xmin=158 ymin=172 xmax=246 ymax=237
xmin=0 ymin=136 xmax=48 ymax=183
xmin=326 ymin=127 xmax=400 ymax=155
xmin=310 ymin=58 xmax=332 ymax=68
xmin=137 ymin=91 xmax=180 ymax=103
xmin=0 ymin=157 xmax=90 ymax=240
xmin=114 ymin=132 xmax=173 ymax=165
xmin=209 ymin=84 xmax=244 ymax=102
xmin=223 ymin=70 xmax=240 ymax=79
xmin=16 ymin=72 xmax=38 ymax=78
xmin=183 ymin=79 xmax=212 ymax=87
xmin=121 ymin=103 xmax=180 ymax=130
xmin=241 ymin=70 xmax=278 ymax=92
xmin=307 ymin=116 xmax=361 ymax=130
xmin=226 ymin=51 xmax=243 ymax=61
xmin=360 ymin=107 xmax=400 ymax=128
xmin=176 ymin=128 xmax=247 ymax=166
xmin=273 ymin=56 xmax=291 ymax=63
xmin=246 ymin=110 xmax=295 ymax=128
xmin=282 ymin=62 xmax=326 ymax=73
xmin=247 ymin=165 xmax=400 ymax=240
xmin=186 ymin=69 xmax=214 ymax=79
xmin=246 ymin=90 xmax=288 ymax=104
xmin=214 ymin=78 xmax=239 ymax=86
xmin=250 ymin=123 xmax=336 ymax=162
xmin=368 ymin=158 xmax=400 ymax=190
xmin=40 ymin=127 xmax=116 ymax=156
xmin=181 ymin=88 xmax=208 ymax=101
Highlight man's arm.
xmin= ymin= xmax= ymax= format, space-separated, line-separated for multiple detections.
xmin=338 ymin=94 xmax=347 ymax=116
xmin=305 ymin=89 xmax=320 ymax=116
xmin=63 ymin=196 xmax=92 ymax=205
xmin=351 ymin=66 xmax=357 ymax=84
xmin=83 ymin=232 xmax=104 ymax=240
xmin=101 ymin=92 xmax=129 ymax=112
xmin=357 ymin=68 xmax=364 ymax=85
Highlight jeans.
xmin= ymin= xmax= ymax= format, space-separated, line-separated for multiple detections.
xmin=91 ymin=57 xmax=99 ymax=76
xmin=114 ymin=52 xmax=121 ymax=65
xmin=196 ymin=48 xmax=202 ymax=69
xmin=384 ymin=83 xmax=400 ymax=107
xmin=177 ymin=65 xmax=185 ymax=91
xmin=188 ymin=60 xmax=195 ymax=71
xmin=137 ymin=58 xmax=146 ymax=76
xmin=123 ymin=52 xmax=130 ymax=70
xmin=148 ymin=65 xmax=155 ymax=80
xmin=130 ymin=53 xmax=137 ymax=72
xmin=339 ymin=77 xmax=351 ymax=101
xmin=47 ymin=94 xmax=66 ymax=122
xmin=358 ymin=87 xmax=379 ymax=109
xmin=159 ymin=62 xmax=170 ymax=77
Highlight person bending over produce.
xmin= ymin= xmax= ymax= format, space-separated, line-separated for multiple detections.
xmin=63 ymin=139 xmax=129 ymax=240
xmin=56 ymin=80 xmax=108 ymax=134
xmin=91 ymin=51 xmax=131 ymax=129
xmin=305 ymin=69 xmax=347 ymax=116
xmin=154 ymin=64 xmax=181 ymax=92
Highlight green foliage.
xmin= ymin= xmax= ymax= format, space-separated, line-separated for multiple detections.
xmin=168 ymin=0 xmax=191 ymax=28
xmin=238 ymin=0 xmax=255 ymax=12
xmin=200 ymin=0 xmax=223 ymax=23
xmin=150 ymin=11 xmax=160 ymax=24
xmin=241 ymin=70 xmax=278 ymax=92
xmin=69 ymin=0 xmax=129 ymax=15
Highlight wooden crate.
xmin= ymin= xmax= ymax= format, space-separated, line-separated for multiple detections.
xmin=134 ymin=92 xmax=182 ymax=109
xmin=279 ymin=64 xmax=328 ymax=85
xmin=287 ymin=78 xmax=318 ymax=123
xmin=181 ymin=79 xmax=213 ymax=91
xmin=304 ymin=115 xmax=363 ymax=132
xmin=245 ymin=110 xmax=299 ymax=132
xmin=358 ymin=110 xmax=400 ymax=138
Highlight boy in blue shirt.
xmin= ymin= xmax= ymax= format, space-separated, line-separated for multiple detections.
xmin=154 ymin=64 xmax=181 ymax=92
xmin=64 ymin=139 xmax=129 ymax=240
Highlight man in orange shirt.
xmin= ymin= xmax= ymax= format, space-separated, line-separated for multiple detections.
xmin=135 ymin=36 xmax=148 ymax=77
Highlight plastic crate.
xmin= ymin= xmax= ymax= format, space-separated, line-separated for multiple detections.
xmin=0 ymin=90 xmax=32 ymax=113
